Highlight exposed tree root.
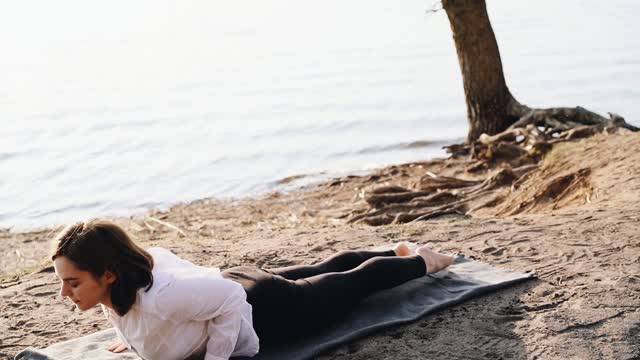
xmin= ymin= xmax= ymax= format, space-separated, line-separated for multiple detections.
xmin=344 ymin=103 xmax=637 ymax=226
xmin=414 ymin=174 xmax=480 ymax=192
xmin=365 ymin=189 xmax=459 ymax=208
xmin=508 ymin=104 xmax=639 ymax=132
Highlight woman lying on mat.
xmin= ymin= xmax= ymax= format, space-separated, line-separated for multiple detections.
xmin=52 ymin=219 xmax=454 ymax=360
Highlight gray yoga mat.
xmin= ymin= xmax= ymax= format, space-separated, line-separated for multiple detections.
xmin=15 ymin=245 xmax=533 ymax=360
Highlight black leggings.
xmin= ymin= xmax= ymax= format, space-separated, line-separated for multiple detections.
xmin=221 ymin=249 xmax=426 ymax=345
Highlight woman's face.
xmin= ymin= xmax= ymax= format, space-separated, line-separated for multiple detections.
xmin=53 ymin=256 xmax=116 ymax=311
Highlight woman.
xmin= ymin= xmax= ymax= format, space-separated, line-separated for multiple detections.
xmin=52 ymin=219 xmax=454 ymax=360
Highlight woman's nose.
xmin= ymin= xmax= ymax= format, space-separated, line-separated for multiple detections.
xmin=60 ymin=284 xmax=70 ymax=297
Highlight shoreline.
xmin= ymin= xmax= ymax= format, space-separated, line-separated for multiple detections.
xmin=0 ymin=146 xmax=453 ymax=236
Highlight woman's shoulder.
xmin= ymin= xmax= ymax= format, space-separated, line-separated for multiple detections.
xmin=147 ymin=247 xmax=221 ymax=277
xmin=146 ymin=246 xmax=175 ymax=260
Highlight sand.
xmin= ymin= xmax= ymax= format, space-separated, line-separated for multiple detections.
xmin=1 ymin=132 xmax=639 ymax=359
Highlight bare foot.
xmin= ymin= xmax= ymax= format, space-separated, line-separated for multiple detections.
xmin=393 ymin=242 xmax=412 ymax=256
xmin=415 ymin=245 xmax=455 ymax=274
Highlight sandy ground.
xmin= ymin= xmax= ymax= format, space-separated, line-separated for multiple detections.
xmin=1 ymin=132 xmax=639 ymax=359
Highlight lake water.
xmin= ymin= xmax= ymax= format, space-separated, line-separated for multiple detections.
xmin=1 ymin=0 xmax=638 ymax=231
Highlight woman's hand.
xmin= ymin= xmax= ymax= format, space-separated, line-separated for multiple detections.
xmin=107 ymin=338 xmax=128 ymax=353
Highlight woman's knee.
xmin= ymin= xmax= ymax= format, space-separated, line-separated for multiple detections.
xmin=325 ymin=250 xmax=366 ymax=269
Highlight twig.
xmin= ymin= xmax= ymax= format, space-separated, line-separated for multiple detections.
xmin=0 ymin=344 xmax=31 ymax=349
xmin=146 ymin=217 xmax=187 ymax=237
xmin=0 ymin=280 xmax=22 ymax=289
xmin=24 ymin=282 xmax=58 ymax=291
xmin=142 ymin=220 xmax=156 ymax=232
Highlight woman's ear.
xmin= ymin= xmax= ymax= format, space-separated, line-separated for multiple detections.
xmin=103 ymin=270 xmax=118 ymax=285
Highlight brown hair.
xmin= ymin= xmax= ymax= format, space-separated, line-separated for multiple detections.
xmin=51 ymin=219 xmax=154 ymax=316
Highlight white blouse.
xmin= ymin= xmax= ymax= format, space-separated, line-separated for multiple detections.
xmin=101 ymin=247 xmax=260 ymax=360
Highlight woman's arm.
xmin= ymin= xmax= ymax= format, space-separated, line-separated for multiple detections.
xmin=101 ymin=304 xmax=132 ymax=353
xmin=154 ymin=276 xmax=247 ymax=360
xmin=203 ymin=291 xmax=245 ymax=360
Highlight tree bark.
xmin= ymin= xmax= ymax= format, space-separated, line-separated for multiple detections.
xmin=443 ymin=0 xmax=517 ymax=142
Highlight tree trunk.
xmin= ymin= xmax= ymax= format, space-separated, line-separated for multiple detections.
xmin=442 ymin=0 xmax=517 ymax=142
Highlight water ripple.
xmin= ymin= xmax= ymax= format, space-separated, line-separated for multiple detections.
xmin=330 ymin=139 xmax=457 ymax=157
